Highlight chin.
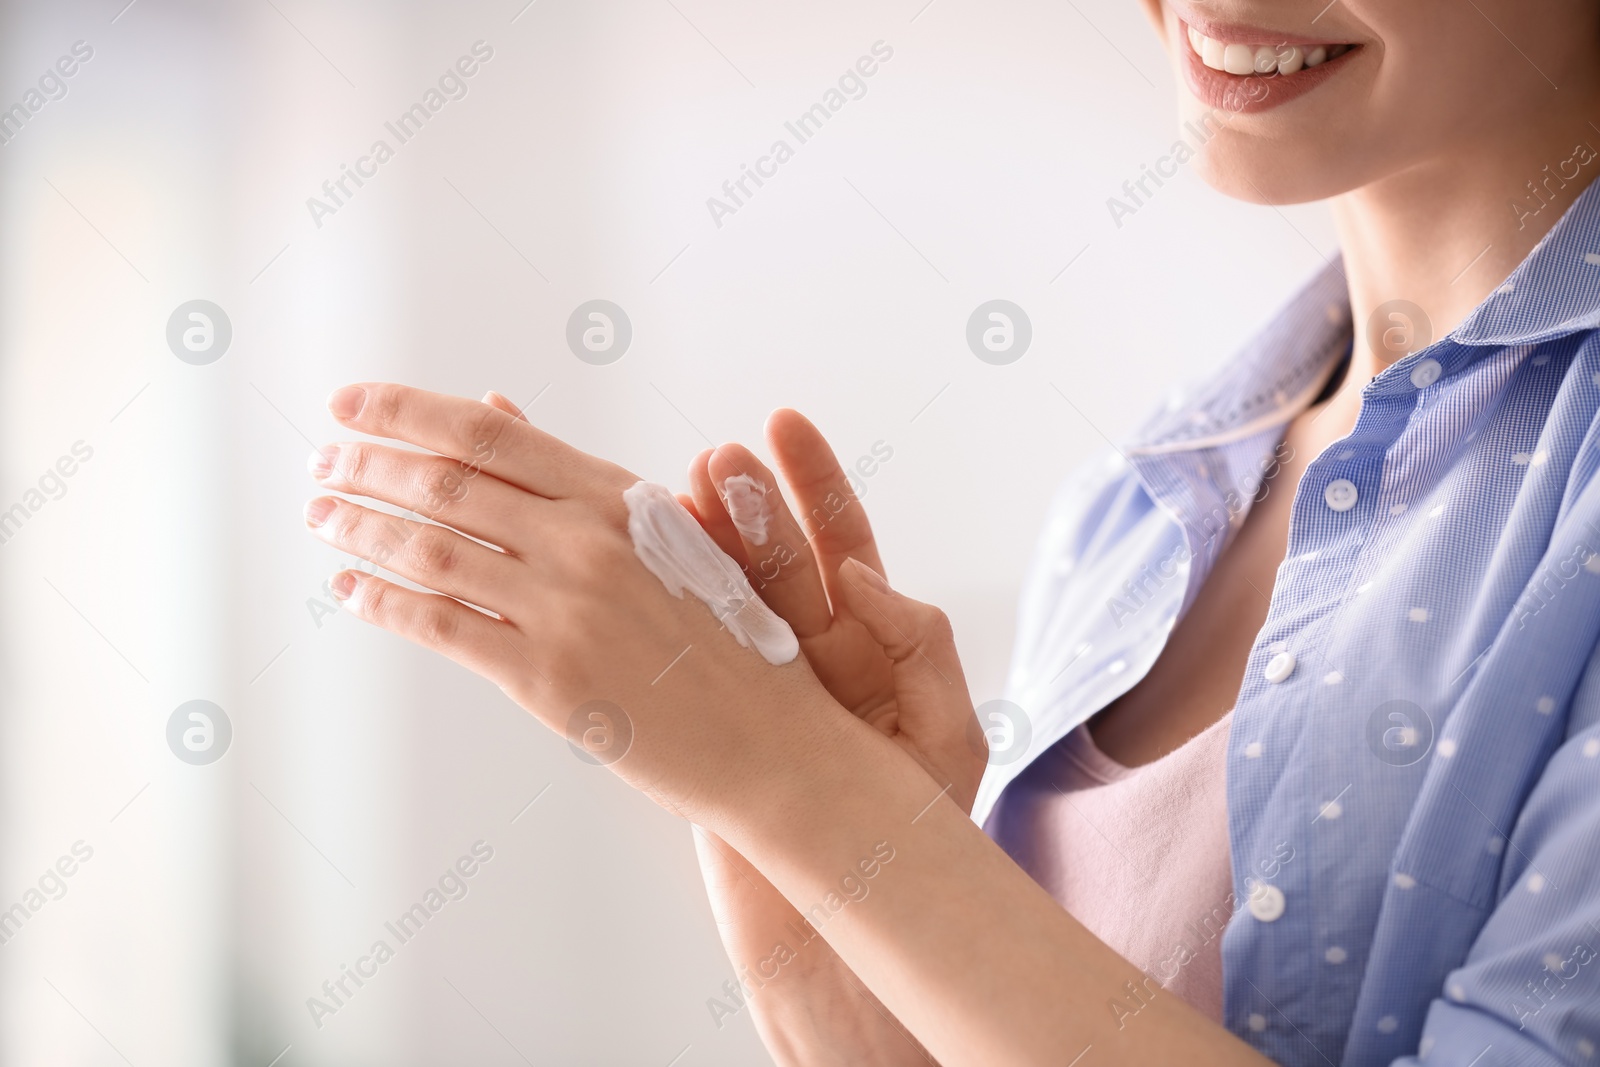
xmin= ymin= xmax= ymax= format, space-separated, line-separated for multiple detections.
xmin=1180 ymin=116 xmax=1356 ymax=207
xmin=1148 ymin=0 xmax=1382 ymax=207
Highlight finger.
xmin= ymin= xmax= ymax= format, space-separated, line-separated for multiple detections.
xmin=483 ymin=390 xmax=530 ymax=422
xmin=310 ymin=441 xmax=542 ymax=553
xmin=835 ymin=558 xmax=972 ymax=742
xmin=704 ymin=444 xmax=833 ymax=638
xmin=766 ymin=409 xmax=887 ymax=584
xmin=327 ymin=383 xmax=625 ymax=499
xmin=685 ymin=448 xmax=749 ymax=568
xmin=306 ymin=496 xmax=527 ymax=618
xmin=332 ymin=569 xmax=525 ymax=687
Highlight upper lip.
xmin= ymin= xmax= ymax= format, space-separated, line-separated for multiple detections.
xmin=1165 ymin=0 xmax=1353 ymax=47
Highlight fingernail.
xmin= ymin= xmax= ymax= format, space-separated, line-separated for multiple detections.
xmin=304 ymin=497 xmax=337 ymax=528
xmin=308 ymin=445 xmax=338 ymax=480
xmin=328 ymin=386 xmax=366 ymax=420
xmin=850 ymin=558 xmax=891 ymax=594
xmin=330 ymin=572 xmax=358 ymax=601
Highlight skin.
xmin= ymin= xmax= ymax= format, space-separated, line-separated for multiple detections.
xmin=1088 ymin=387 xmax=1357 ymax=766
xmin=1095 ymin=0 xmax=1600 ymax=766
xmin=309 ymin=385 xmax=1257 ymax=1064
xmin=308 ymin=3 xmax=1600 ymax=1063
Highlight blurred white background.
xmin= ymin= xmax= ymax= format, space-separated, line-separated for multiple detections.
xmin=0 ymin=0 xmax=1336 ymax=1063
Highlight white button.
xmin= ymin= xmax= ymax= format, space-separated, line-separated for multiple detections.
xmin=1264 ymin=651 xmax=1296 ymax=683
xmin=1410 ymin=358 xmax=1443 ymax=388
xmin=1324 ymin=479 xmax=1359 ymax=512
xmin=1248 ymin=883 xmax=1286 ymax=922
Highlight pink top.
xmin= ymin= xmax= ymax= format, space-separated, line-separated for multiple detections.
xmin=984 ymin=710 xmax=1235 ymax=1023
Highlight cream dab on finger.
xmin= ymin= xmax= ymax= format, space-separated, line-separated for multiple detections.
xmin=623 ymin=481 xmax=799 ymax=666
xmin=721 ymin=474 xmax=772 ymax=546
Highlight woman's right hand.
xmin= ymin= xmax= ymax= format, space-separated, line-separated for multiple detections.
xmin=680 ymin=409 xmax=982 ymax=1064
xmin=684 ymin=409 xmax=985 ymax=810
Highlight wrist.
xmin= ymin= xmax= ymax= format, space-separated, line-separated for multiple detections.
xmin=709 ymin=699 xmax=946 ymax=906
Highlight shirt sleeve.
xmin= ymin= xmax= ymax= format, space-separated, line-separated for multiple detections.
xmin=1390 ymin=668 xmax=1600 ymax=1066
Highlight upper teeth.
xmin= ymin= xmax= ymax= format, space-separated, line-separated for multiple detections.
xmin=1186 ymin=26 xmax=1348 ymax=75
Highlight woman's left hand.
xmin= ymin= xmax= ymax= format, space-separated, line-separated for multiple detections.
xmin=302 ymin=382 xmax=845 ymax=824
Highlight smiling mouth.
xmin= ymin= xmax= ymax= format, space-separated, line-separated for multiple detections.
xmin=1184 ymin=23 xmax=1355 ymax=76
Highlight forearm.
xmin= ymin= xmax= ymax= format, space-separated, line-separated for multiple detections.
xmin=709 ymin=714 xmax=1275 ymax=1067
xmin=746 ymin=951 xmax=939 ymax=1066
xmin=695 ymin=828 xmax=937 ymax=1066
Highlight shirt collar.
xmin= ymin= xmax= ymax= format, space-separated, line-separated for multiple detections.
xmin=1453 ymin=175 xmax=1600 ymax=347
xmin=1124 ymin=173 xmax=1600 ymax=462
xmin=1123 ymin=260 xmax=1352 ymax=459
xmin=1107 ymin=261 xmax=1352 ymax=626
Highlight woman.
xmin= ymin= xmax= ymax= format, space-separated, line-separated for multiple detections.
xmin=304 ymin=0 xmax=1600 ymax=1062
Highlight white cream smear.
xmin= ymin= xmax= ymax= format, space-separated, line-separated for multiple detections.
xmin=721 ymin=474 xmax=772 ymax=546
xmin=623 ymin=481 xmax=799 ymax=666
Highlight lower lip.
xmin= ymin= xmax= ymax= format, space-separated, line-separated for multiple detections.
xmin=1178 ymin=25 xmax=1356 ymax=115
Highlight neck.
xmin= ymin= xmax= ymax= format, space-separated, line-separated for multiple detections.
xmin=1332 ymin=93 xmax=1600 ymax=385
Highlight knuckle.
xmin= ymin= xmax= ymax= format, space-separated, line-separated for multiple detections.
xmin=566 ymin=536 xmax=609 ymax=575
xmin=919 ymin=605 xmax=956 ymax=645
xmin=360 ymin=578 xmax=392 ymax=620
xmin=569 ymin=527 xmax=625 ymax=575
xmin=417 ymin=462 xmax=468 ymax=515
xmin=820 ymin=520 xmax=873 ymax=557
xmin=588 ymin=487 xmax=631 ymax=530
xmin=415 ymin=601 xmax=459 ymax=647
xmin=331 ymin=502 xmax=367 ymax=545
xmin=458 ymin=404 xmax=508 ymax=466
xmin=339 ymin=443 xmax=373 ymax=486
xmin=365 ymin=386 xmax=402 ymax=429
xmin=406 ymin=527 xmax=457 ymax=576
xmin=752 ymin=541 xmax=809 ymax=585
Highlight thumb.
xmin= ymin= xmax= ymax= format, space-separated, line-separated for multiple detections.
xmin=835 ymin=557 xmax=977 ymax=756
